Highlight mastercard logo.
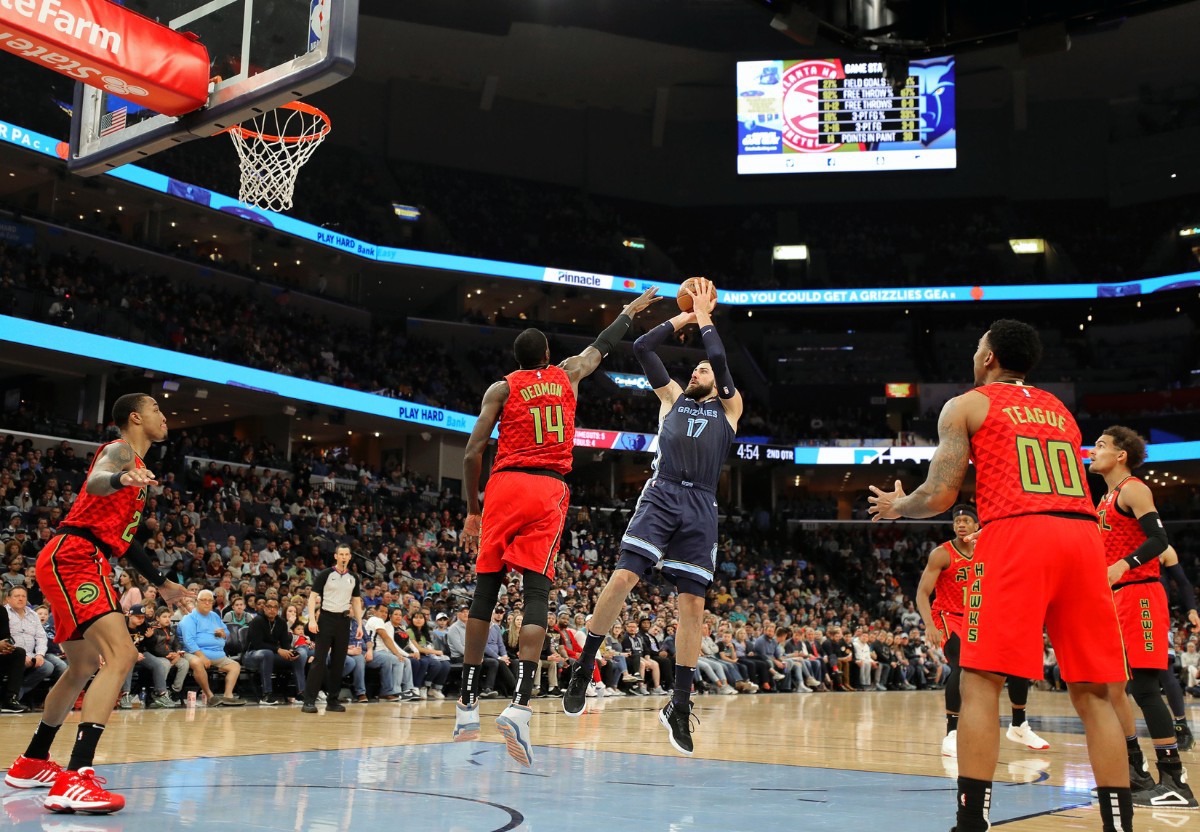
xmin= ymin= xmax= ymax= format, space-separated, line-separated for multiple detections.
xmin=623 ymin=280 xmax=637 ymax=289
xmin=76 ymin=583 xmax=100 ymax=604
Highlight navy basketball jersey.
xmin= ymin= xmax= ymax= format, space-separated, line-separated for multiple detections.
xmin=653 ymin=394 xmax=735 ymax=492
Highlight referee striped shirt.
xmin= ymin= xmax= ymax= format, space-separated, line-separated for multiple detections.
xmin=312 ymin=567 xmax=360 ymax=614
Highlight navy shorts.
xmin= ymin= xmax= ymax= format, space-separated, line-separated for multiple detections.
xmin=618 ymin=477 xmax=717 ymax=597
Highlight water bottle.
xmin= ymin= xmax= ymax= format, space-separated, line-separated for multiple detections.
xmin=186 ymin=691 xmax=196 ymax=708
xmin=198 ymin=693 xmax=207 ymax=707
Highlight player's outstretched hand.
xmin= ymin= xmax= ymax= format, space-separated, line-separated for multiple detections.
xmin=685 ymin=277 xmax=718 ymax=317
xmin=621 ymin=286 xmax=662 ymax=318
xmin=867 ymin=480 xmax=906 ymax=521
xmin=925 ymin=626 xmax=945 ymax=650
xmin=121 ymin=467 xmax=159 ymax=488
xmin=159 ymin=580 xmax=195 ymax=611
xmin=462 ymin=513 xmax=483 ymax=554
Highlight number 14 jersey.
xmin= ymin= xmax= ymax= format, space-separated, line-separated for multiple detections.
xmin=970 ymin=382 xmax=1096 ymax=524
xmin=493 ymin=365 xmax=577 ymax=476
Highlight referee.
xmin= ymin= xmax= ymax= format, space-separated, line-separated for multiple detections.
xmin=301 ymin=545 xmax=364 ymax=713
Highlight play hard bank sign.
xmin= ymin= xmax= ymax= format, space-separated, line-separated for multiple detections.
xmin=0 ymin=0 xmax=209 ymax=117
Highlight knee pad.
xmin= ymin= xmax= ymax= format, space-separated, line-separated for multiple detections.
xmin=469 ymin=570 xmax=505 ymax=621
xmin=520 ymin=570 xmax=552 ymax=627
xmin=1130 ymin=668 xmax=1175 ymax=739
xmin=1006 ymin=676 xmax=1030 ymax=707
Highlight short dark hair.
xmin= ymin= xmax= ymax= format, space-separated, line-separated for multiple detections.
xmin=513 ymin=328 xmax=548 ymax=370
xmin=111 ymin=393 xmax=152 ymax=429
xmin=984 ymin=319 xmax=1043 ymax=375
xmin=1104 ymin=425 xmax=1147 ymax=469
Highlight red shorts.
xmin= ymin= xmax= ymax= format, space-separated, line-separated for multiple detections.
xmin=1112 ymin=580 xmax=1168 ymax=670
xmin=933 ymin=609 xmax=963 ymax=641
xmin=36 ymin=534 xmax=121 ymax=643
xmin=477 ymin=470 xmax=570 ymax=581
xmin=959 ymin=514 xmax=1126 ymax=684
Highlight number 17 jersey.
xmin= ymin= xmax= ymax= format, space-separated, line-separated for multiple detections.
xmin=493 ymin=365 xmax=576 ymax=476
xmin=970 ymin=382 xmax=1095 ymax=524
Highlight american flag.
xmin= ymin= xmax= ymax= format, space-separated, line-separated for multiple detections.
xmin=98 ymin=106 xmax=127 ymax=137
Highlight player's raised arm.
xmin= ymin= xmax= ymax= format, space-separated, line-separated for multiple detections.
xmin=632 ymin=309 xmax=693 ymax=408
xmin=461 ymin=380 xmax=510 ymax=552
xmin=559 ymin=286 xmax=662 ymax=390
xmin=85 ymin=441 xmax=157 ymax=496
xmin=689 ymin=277 xmax=743 ymax=429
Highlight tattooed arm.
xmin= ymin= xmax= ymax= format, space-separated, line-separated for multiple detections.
xmin=868 ymin=395 xmax=974 ymax=520
xmin=85 ymin=442 xmax=158 ymax=496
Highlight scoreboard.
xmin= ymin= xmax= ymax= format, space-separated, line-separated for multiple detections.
xmin=732 ymin=442 xmax=795 ymax=462
xmin=737 ymin=56 xmax=956 ymax=174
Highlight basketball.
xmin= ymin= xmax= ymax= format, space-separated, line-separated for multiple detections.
xmin=677 ymin=277 xmax=716 ymax=312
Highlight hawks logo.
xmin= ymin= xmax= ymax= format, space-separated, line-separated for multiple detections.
xmin=781 ymin=59 xmax=843 ymax=153
xmin=75 ymin=583 xmax=100 ymax=604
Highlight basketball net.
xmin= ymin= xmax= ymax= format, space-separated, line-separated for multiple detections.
xmin=226 ymin=101 xmax=331 ymax=213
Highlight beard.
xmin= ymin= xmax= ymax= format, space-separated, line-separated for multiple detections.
xmin=685 ymin=381 xmax=714 ymax=399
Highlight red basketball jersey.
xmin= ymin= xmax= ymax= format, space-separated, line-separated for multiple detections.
xmin=63 ymin=439 xmax=148 ymax=555
xmin=931 ymin=539 xmax=975 ymax=617
xmin=492 ymin=366 xmax=576 ymax=476
xmin=970 ymin=383 xmax=1095 ymax=524
xmin=1098 ymin=476 xmax=1160 ymax=580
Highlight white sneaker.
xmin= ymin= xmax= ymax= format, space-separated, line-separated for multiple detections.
xmin=1006 ymin=723 xmax=1050 ymax=750
xmin=585 ymin=685 xmax=597 ymax=698
xmin=316 ymin=691 xmax=327 ymax=703
xmin=795 ymin=683 xmax=812 ymax=693
xmin=428 ymin=688 xmax=446 ymax=700
xmin=605 ymin=687 xmax=620 ymax=696
xmin=592 ymin=682 xmax=606 ymax=698
xmin=453 ymin=702 xmax=480 ymax=742
xmin=942 ymin=729 xmax=958 ymax=758
xmin=496 ymin=704 xmax=534 ymax=767
xmin=417 ymin=687 xmax=428 ymax=699
xmin=719 ymin=684 xmax=738 ymax=696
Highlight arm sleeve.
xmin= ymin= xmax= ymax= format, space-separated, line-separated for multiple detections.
xmin=1123 ymin=512 xmax=1168 ymax=568
xmin=590 ymin=313 xmax=633 ymax=357
xmin=699 ymin=325 xmax=737 ymax=399
xmin=632 ymin=321 xmax=675 ymax=389
xmin=1164 ymin=562 xmax=1197 ymax=611
xmin=124 ymin=538 xmax=167 ymax=587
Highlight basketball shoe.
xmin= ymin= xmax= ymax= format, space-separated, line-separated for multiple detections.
xmin=44 ymin=768 xmax=125 ymax=814
xmin=941 ymin=730 xmax=957 ymax=758
xmin=1176 ymin=719 xmax=1195 ymax=753
xmin=1130 ymin=757 xmax=1156 ymax=792
xmin=659 ymin=701 xmax=697 ymax=756
xmin=496 ymin=704 xmax=534 ymax=767
xmin=563 ymin=663 xmax=591 ymax=716
xmin=1006 ymin=723 xmax=1050 ymax=750
xmin=6 ymin=756 xmax=63 ymax=789
xmin=453 ymin=702 xmax=480 ymax=742
xmin=1132 ymin=767 xmax=1198 ymax=810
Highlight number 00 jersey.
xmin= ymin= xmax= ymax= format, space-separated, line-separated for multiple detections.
xmin=61 ymin=439 xmax=148 ymax=556
xmin=970 ymin=383 xmax=1096 ymax=524
xmin=492 ymin=365 xmax=577 ymax=476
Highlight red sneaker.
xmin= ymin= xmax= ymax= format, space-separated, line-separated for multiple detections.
xmin=5 ymin=756 xmax=63 ymax=789
xmin=44 ymin=768 xmax=125 ymax=814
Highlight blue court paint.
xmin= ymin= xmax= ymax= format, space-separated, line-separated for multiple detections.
xmin=2 ymin=743 xmax=1094 ymax=831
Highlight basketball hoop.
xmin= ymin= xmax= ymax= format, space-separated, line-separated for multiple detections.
xmin=226 ymin=101 xmax=331 ymax=213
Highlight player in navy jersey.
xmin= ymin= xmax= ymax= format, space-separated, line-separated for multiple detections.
xmin=6 ymin=393 xmax=191 ymax=814
xmin=564 ymin=277 xmax=741 ymax=756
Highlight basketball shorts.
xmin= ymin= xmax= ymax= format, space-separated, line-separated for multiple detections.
xmin=36 ymin=533 xmax=121 ymax=643
xmin=477 ymin=470 xmax=570 ymax=581
xmin=617 ymin=478 xmax=718 ymax=597
xmin=1112 ymin=579 xmax=1168 ymax=670
xmin=959 ymin=514 xmax=1126 ymax=684
xmin=933 ymin=609 xmax=963 ymax=643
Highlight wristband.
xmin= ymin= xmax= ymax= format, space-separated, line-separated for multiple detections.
xmin=109 ymin=471 xmax=126 ymax=490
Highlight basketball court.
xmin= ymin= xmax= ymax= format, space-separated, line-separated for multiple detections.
xmin=4 ymin=692 xmax=1196 ymax=830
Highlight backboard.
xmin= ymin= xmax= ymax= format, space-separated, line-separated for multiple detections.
xmin=68 ymin=0 xmax=357 ymax=176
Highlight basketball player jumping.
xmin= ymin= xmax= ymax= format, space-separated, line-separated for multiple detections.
xmin=1089 ymin=427 xmax=1197 ymax=809
xmin=869 ymin=320 xmax=1132 ymax=832
xmin=916 ymin=504 xmax=1051 ymax=759
xmin=564 ymin=277 xmax=741 ymax=757
xmin=5 ymin=394 xmax=191 ymax=814
xmin=453 ymin=286 xmax=661 ymax=766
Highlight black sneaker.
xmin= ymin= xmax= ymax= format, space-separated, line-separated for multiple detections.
xmin=1176 ymin=720 xmax=1195 ymax=753
xmin=1130 ymin=758 xmax=1156 ymax=792
xmin=658 ymin=701 xmax=697 ymax=756
xmin=563 ymin=663 xmax=591 ymax=717
xmin=325 ymin=699 xmax=346 ymax=712
xmin=0 ymin=698 xmax=28 ymax=714
xmin=301 ymin=701 xmax=318 ymax=714
xmin=1132 ymin=767 xmax=1198 ymax=810
xmin=260 ymin=694 xmax=280 ymax=706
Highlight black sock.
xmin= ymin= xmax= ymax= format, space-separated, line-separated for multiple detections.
xmin=1011 ymin=706 xmax=1026 ymax=728
xmin=954 ymin=776 xmax=992 ymax=832
xmin=1095 ymin=786 xmax=1133 ymax=832
xmin=66 ymin=723 xmax=105 ymax=772
xmin=946 ymin=713 xmax=959 ymax=733
xmin=1125 ymin=734 xmax=1143 ymax=767
xmin=1155 ymin=743 xmax=1182 ymax=777
xmin=24 ymin=722 xmax=61 ymax=760
xmin=461 ymin=663 xmax=482 ymax=708
xmin=579 ymin=631 xmax=605 ymax=674
xmin=1175 ymin=717 xmax=1190 ymax=730
xmin=514 ymin=660 xmax=538 ymax=707
xmin=672 ymin=665 xmax=695 ymax=706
